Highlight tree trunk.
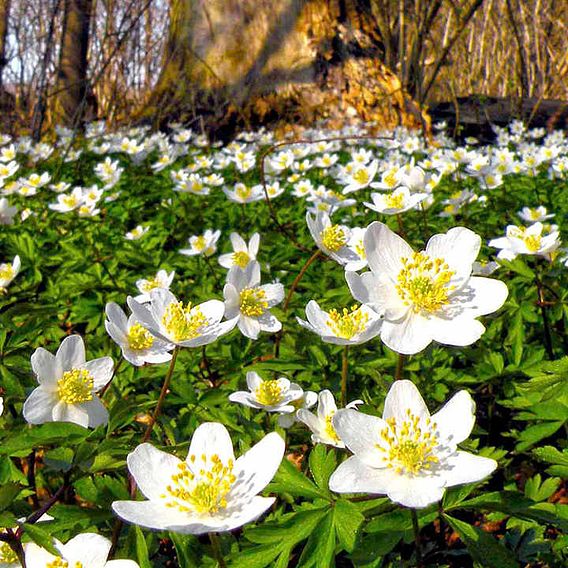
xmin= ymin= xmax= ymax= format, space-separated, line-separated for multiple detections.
xmin=0 ymin=0 xmax=10 ymax=93
xmin=53 ymin=0 xmax=93 ymax=127
xmin=140 ymin=0 xmax=428 ymax=140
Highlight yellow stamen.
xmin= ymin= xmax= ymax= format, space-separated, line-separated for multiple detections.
xmin=232 ymin=251 xmax=250 ymax=268
xmin=327 ymin=305 xmax=369 ymax=339
xmin=162 ymin=302 xmax=207 ymax=342
xmin=0 ymin=542 xmax=19 ymax=564
xmin=239 ymin=288 xmax=268 ymax=317
xmin=320 ymin=225 xmax=347 ymax=252
xmin=324 ymin=412 xmax=341 ymax=444
xmin=57 ymin=369 xmax=94 ymax=404
xmin=353 ymin=168 xmax=370 ymax=185
xmin=396 ymin=252 xmax=455 ymax=313
xmin=376 ymin=411 xmax=439 ymax=475
xmin=127 ymin=323 xmax=154 ymax=350
xmin=162 ymin=455 xmax=236 ymax=514
xmin=0 ymin=265 xmax=15 ymax=281
xmin=385 ymin=192 xmax=405 ymax=210
xmin=255 ymin=380 xmax=283 ymax=406
xmin=523 ymin=234 xmax=542 ymax=252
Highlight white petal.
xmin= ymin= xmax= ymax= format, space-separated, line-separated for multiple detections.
xmin=431 ymin=391 xmax=475 ymax=445
xmin=425 ymin=227 xmax=480 ymax=278
xmin=82 ymin=398 xmax=109 ymax=428
xmin=198 ymin=299 xmax=225 ymax=324
xmin=364 ymin=221 xmax=413 ymax=277
xmin=383 ymin=380 xmax=430 ymax=422
xmin=329 ymin=456 xmax=396 ymax=494
xmin=23 ymin=388 xmax=58 ymax=424
xmin=246 ymin=371 xmax=262 ymax=392
xmin=429 ymin=316 xmax=485 ymax=347
xmin=230 ymin=232 xmax=247 ymax=251
xmin=258 ymin=312 xmax=281 ymax=333
xmin=52 ymin=401 xmax=90 ymax=427
xmin=127 ymin=443 xmax=182 ymax=500
xmin=455 ymin=277 xmax=508 ymax=316
xmin=230 ymin=432 xmax=284 ymax=500
xmin=380 ymin=314 xmax=432 ymax=355
xmin=112 ymin=500 xmax=191 ymax=531
xmin=188 ymin=423 xmax=234 ymax=465
xmin=238 ymin=317 xmax=261 ymax=340
xmin=105 ymin=302 xmax=128 ymax=331
xmin=57 ymin=335 xmax=85 ymax=370
xmin=261 ymin=283 xmax=284 ymax=307
xmin=442 ymin=451 xmax=497 ymax=487
xmin=82 ymin=357 xmax=114 ymax=390
xmin=31 ymin=347 xmax=61 ymax=386
xmin=62 ymin=533 xmax=110 ymax=567
xmin=333 ymin=409 xmax=388 ymax=467
xmin=386 ymin=474 xmax=446 ymax=509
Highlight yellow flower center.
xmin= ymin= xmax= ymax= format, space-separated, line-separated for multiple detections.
xmin=46 ymin=558 xmax=83 ymax=568
xmin=255 ymin=380 xmax=283 ymax=406
xmin=239 ymin=288 xmax=268 ymax=317
xmin=0 ymin=542 xmax=18 ymax=564
xmin=232 ymin=251 xmax=250 ymax=268
xmin=523 ymin=234 xmax=542 ymax=252
xmin=62 ymin=195 xmax=77 ymax=208
xmin=320 ymin=225 xmax=347 ymax=252
xmin=127 ymin=323 xmax=154 ymax=350
xmin=326 ymin=306 xmax=369 ymax=339
xmin=0 ymin=265 xmax=15 ymax=281
xmin=353 ymin=168 xmax=370 ymax=185
xmin=355 ymin=240 xmax=366 ymax=260
xmin=141 ymin=277 xmax=162 ymax=292
xmin=57 ymin=369 xmax=94 ymax=404
xmin=383 ymin=171 xmax=398 ymax=188
xmin=396 ymin=252 xmax=455 ymax=313
xmin=236 ymin=185 xmax=251 ymax=200
xmin=162 ymin=455 xmax=236 ymax=514
xmin=162 ymin=302 xmax=207 ymax=342
xmin=324 ymin=412 xmax=341 ymax=444
xmin=193 ymin=236 xmax=207 ymax=251
xmin=376 ymin=411 xmax=439 ymax=475
xmin=385 ymin=192 xmax=405 ymax=210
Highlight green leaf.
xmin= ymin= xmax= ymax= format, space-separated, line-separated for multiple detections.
xmin=297 ymin=510 xmax=335 ymax=568
xmin=134 ymin=526 xmax=152 ymax=568
xmin=308 ymin=444 xmax=336 ymax=492
xmin=334 ymin=499 xmax=365 ymax=552
xmin=349 ymin=531 xmax=401 ymax=565
xmin=0 ymin=483 xmax=22 ymax=511
xmin=22 ymin=523 xmax=60 ymax=556
xmin=444 ymin=514 xmax=518 ymax=568
xmin=268 ymin=458 xmax=329 ymax=501
xmin=170 ymin=533 xmax=201 ymax=568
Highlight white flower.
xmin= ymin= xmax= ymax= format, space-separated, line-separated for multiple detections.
xmin=329 ymin=380 xmax=498 ymax=509
xmin=364 ymin=187 xmax=427 ymax=215
xmin=24 ymin=533 xmax=139 ymax=567
xmin=0 ymin=255 xmax=20 ymax=293
xmin=135 ymin=270 xmax=175 ymax=303
xmin=342 ymin=160 xmax=378 ymax=194
xmin=23 ymin=336 xmax=113 ymax=428
xmin=223 ymin=261 xmax=284 ymax=340
xmin=489 ymin=222 xmax=561 ymax=260
xmin=112 ymin=423 xmax=284 ymax=534
xmin=179 ymin=229 xmax=221 ymax=257
xmin=344 ymin=227 xmax=368 ymax=272
xmin=218 ymin=232 xmax=260 ymax=271
xmin=306 ymin=211 xmax=358 ymax=266
xmin=229 ymin=371 xmax=303 ymax=413
xmin=105 ymin=303 xmax=173 ymax=366
xmin=48 ymin=188 xmax=85 ymax=212
xmin=128 ymin=289 xmax=235 ymax=348
xmin=277 ymin=390 xmax=317 ymax=428
xmin=125 ymin=225 xmax=149 ymax=240
xmin=347 ymin=222 xmax=508 ymax=354
xmin=223 ymin=183 xmax=264 ymax=204
xmin=297 ymin=300 xmax=383 ymax=345
xmin=0 ymin=198 xmax=17 ymax=225
xmin=297 ymin=390 xmax=361 ymax=448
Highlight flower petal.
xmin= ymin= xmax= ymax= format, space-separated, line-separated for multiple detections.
xmin=442 ymin=451 xmax=497 ymax=487
xmin=188 ymin=423 xmax=234 ymax=465
xmin=431 ymin=391 xmax=475 ymax=445
xmin=57 ymin=335 xmax=86 ymax=371
xmin=383 ymin=380 xmax=430 ymax=422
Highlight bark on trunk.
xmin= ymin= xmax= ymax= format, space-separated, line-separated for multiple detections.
xmin=140 ymin=0 xmax=428 ymax=140
xmin=54 ymin=0 xmax=93 ymax=127
xmin=0 ymin=0 xmax=10 ymax=92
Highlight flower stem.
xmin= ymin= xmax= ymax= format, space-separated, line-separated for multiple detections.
xmin=535 ymin=275 xmax=554 ymax=359
xmin=209 ymin=532 xmax=227 ymax=568
xmin=341 ymin=345 xmax=349 ymax=406
xmin=411 ymin=508 xmax=423 ymax=567
xmin=283 ymin=249 xmax=322 ymax=312
xmin=395 ymin=353 xmax=405 ymax=381
xmin=203 ymin=255 xmax=220 ymax=289
xmin=141 ymin=346 xmax=180 ymax=443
